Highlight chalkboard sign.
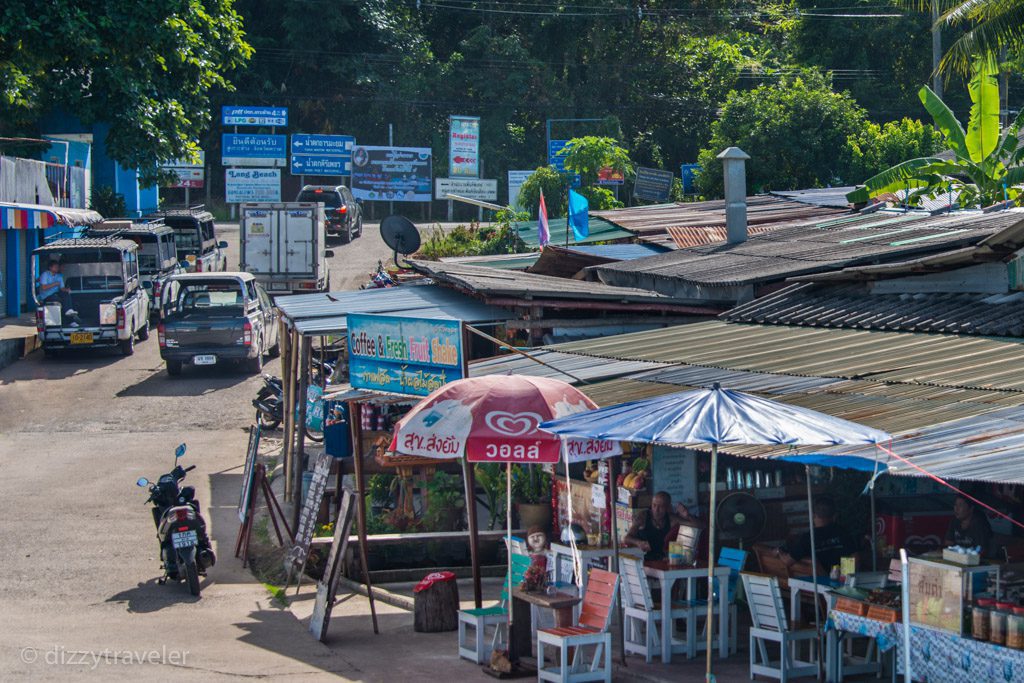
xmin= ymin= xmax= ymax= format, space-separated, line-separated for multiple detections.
xmin=238 ymin=426 xmax=261 ymax=523
xmin=650 ymin=446 xmax=698 ymax=510
xmin=309 ymin=488 xmax=357 ymax=641
xmin=285 ymin=452 xmax=332 ymax=575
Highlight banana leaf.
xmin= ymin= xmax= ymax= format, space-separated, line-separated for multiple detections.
xmin=846 ymin=157 xmax=958 ymax=203
xmin=919 ymin=85 xmax=968 ymax=161
xmin=966 ymin=58 xmax=1000 ymax=164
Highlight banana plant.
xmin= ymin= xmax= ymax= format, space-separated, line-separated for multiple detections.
xmin=847 ymin=59 xmax=1024 ymax=208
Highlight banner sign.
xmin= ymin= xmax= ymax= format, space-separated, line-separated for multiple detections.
xmin=290 ymin=134 xmax=355 ymax=176
xmin=225 ymin=168 xmax=281 ymax=203
xmin=162 ymin=152 xmax=205 ymax=188
xmin=350 ymin=146 xmax=433 ymax=202
xmin=633 ymin=166 xmax=674 ymax=202
xmin=222 ymin=134 xmax=287 ymax=167
xmin=435 ymin=178 xmax=497 ymax=202
xmin=222 ymin=106 xmax=288 ymax=127
xmin=597 ymin=167 xmax=625 ymax=185
xmin=348 ymin=313 xmax=463 ymax=396
xmin=508 ymin=170 xmax=533 ymax=209
xmin=449 ymin=116 xmax=480 ymax=177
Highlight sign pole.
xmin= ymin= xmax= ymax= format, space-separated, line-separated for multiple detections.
xmin=459 ymin=321 xmax=483 ymax=609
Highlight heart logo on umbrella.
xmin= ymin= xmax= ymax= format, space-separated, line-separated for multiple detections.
xmin=485 ymin=411 xmax=542 ymax=436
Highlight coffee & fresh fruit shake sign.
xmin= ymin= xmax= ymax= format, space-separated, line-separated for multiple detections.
xmin=348 ymin=313 xmax=464 ymax=396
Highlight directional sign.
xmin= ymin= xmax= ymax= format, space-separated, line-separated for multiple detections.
xmin=222 ymin=106 xmax=288 ymax=127
xmin=290 ymin=134 xmax=355 ymax=176
xmin=222 ymin=134 xmax=287 ymax=167
xmin=435 ymin=178 xmax=498 ymax=202
xmin=548 ymin=140 xmax=569 ymax=171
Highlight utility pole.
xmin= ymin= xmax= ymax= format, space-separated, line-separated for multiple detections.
xmin=932 ymin=0 xmax=943 ymax=98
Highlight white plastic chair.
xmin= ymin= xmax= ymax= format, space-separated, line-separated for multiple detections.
xmin=741 ymin=572 xmax=819 ymax=681
xmin=619 ymin=553 xmax=694 ymax=663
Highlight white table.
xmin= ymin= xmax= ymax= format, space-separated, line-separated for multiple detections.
xmin=788 ymin=575 xmax=841 ymax=625
xmin=550 ymin=542 xmax=616 ymax=594
xmin=644 ymin=561 xmax=732 ymax=663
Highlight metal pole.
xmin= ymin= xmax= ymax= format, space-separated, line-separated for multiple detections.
xmin=705 ymin=443 xmax=720 ymax=682
xmin=806 ymin=465 xmax=823 ymax=678
xmin=280 ymin=322 xmax=293 ymax=502
xmin=609 ymin=455 xmax=626 ymax=666
xmin=931 ymin=0 xmax=943 ymax=99
xmin=463 ymin=458 xmax=483 ymax=608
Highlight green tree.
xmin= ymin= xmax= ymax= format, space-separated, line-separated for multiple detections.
xmin=0 ymin=0 xmax=252 ymax=182
xmin=846 ymin=119 xmax=944 ymax=184
xmin=518 ymin=166 xmax=568 ymax=218
xmin=847 ymin=60 xmax=1024 ymax=208
xmin=696 ymin=72 xmax=871 ymax=197
xmin=558 ymin=136 xmax=633 ymax=188
xmin=912 ymin=0 xmax=1024 ymax=74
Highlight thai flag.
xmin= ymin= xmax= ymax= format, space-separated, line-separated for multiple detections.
xmin=538 ymin=190 xmax=550 ymax=247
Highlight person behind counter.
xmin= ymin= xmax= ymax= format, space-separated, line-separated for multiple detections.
xmin=777 ymin=496 xmax=852 ymax=572
xmin=623 ymin=491 xmax=701 ymax=561
xmin=946 ymin=494 xmax=993 ymax=556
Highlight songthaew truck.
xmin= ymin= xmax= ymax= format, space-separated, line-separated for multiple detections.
xmin=239 ymin=203 xmax=331 ymax=294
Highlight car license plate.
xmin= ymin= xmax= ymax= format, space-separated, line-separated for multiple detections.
xmin=70 ymin=332 xmax=94 ymax=344
xmin=269 ymin=282 xmax=288 ymax=290
xmin=193 ymin=355 xmax=217 ymax=365
xmin=172 ymin=530 xmax=197 ymax=549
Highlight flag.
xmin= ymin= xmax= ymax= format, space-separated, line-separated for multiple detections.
xmin=538 ymin=190 xmax=550 ymax=247
xmin=568 ymin=189 xmax=589 ymax=241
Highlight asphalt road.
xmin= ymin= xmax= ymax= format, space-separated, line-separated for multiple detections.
xmin=0 ymin=222 xmax=444 ymax=681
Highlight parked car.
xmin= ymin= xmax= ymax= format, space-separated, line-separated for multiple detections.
xmin=87 ymin=220 xmax=183 ymax=322
xmin=33 ymin=237 xmax=151 ymax=356
xmin=296 ymin=185 xmax=362 ymax=242
xmin=145 ymin=207 xmax=228 ymax=273
xmin=158 ymin=272 xmax=279 ymax=376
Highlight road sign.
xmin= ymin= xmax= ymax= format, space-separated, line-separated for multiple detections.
xmin=290 ymin=134 xmax=354 ymax=176
xmin=161 ymin=152 xmax=206 ymax=188
xmin=435 ymin=178 xmax=498 ymax=202
xmin=680 ymin=164 xmax=701 ymax=194
xmin=508 ymin=170 xmax=533 ymax=209
xmin=222 ymin=106 xmax=288 ymax=127
xmin=548 ymin=139 xmax=569 ymax=171
xmin=225 ymin=168 xmax=281 ymax=203
xmin=633 ymin=166 xmax=674 ymax=202
xmin=222 ymin=134 xmax=287 ymax=167
xmin=449 ymin=116 xmax=480 ymax=177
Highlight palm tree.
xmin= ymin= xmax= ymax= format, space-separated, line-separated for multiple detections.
xmin=915 ymin=0 xmax=1024 ymax=74
xmin=847 ymin=59 xmax=1024 ymax=207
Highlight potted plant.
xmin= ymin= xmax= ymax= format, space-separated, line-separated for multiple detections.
xmin=511 ymin=465 xmax=552 ymax=533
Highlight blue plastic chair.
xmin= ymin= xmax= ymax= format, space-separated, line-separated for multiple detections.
xmin=693 ymin=547 xmax=748 ymax=655
xmin=457 ymin=551 xmax=532 ymax=664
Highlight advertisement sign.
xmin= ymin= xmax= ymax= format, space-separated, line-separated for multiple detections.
xmin=508 ymin=170 xmax=533 ymax=209
xmin=222 ymin=106 xmax=288 ymax=127
xmin=350 ymin=146 xmax=433 ymax=202
xmin=449 ymin=116 xmax=480 ymax=177
xmin=597 ymin=167 xmax=625 ymax=185
xmin=633 ymin=166 xmax=674 ymax=202
xmin=680 ymin=163 xmax=701 ymax=194
xmin=225 ymin=168 xmax=281 ymax=203
xmin=290 ymin=134 xmax=355 ymax=176
xmin=162 ymin=152 xmax=205 ymax=188
xmin=348 ymin=313 xmax=463 ymax=396
xmin=222 ymin=134 xmax=287 ymax=167
xmin=435 ymin=178 xmax=498 ymax=202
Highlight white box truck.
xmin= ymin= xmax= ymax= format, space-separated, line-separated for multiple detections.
xmin=239 ymin=203 xmax=331 ymax=293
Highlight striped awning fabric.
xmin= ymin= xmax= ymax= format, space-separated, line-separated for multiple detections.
xmin=0 ymin=206 xmax=57 ymax=230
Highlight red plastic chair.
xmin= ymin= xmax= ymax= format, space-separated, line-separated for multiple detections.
xmin=536 ymin=568 xmax=619 ymax=682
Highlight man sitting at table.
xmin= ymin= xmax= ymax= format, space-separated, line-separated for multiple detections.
xmin=946 ymin=493 xmax=993 ymax=556
xmin=777 ymin=496 xmax=852 ymax=572
xmin=624 ymin=491 xmax=699 ymax=561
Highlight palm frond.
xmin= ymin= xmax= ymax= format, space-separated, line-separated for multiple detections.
xmin=940 ymin=1 xmax=1024 ymax=74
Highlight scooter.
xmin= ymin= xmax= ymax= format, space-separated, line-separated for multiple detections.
xmin=136 ymin=444 xmax=215 ymax=597
xmin=252 ymin=358 xmax=336 ymax=441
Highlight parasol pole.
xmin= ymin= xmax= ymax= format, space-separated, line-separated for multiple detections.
xmin=463 ymin=458 xmax=483 ymax=608
xmin=507 ymin=462 xmax=513 ymax=630
xmin=870 ymin=459 xmax=879 ymax=572
xmin=705 ymin=442 xmax=719 ymax=682
xmin=805 ymin=465 xmax=823 ymax=679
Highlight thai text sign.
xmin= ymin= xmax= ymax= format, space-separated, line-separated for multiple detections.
xmin=350 ymin=146 xmax=433 ymax=202
xmin=449 ymin=116 xmax=480 ymax=177
xmin=222 ymin=134 xmax=287 ymax=167
xmin=225 ymin=169 xmax=281 ymax=203
xmin=222 ymin=106 xmax=288 ymax=127
xmin=348 ymin=313 xmax=463 ymax=396
xmin=508 ymin=170 xmax=532 ymax=208
xmin=633 ymin=166 xmax=674 ymax=202
xmin=290 ymin=134 xmax=355 ymax=176
xmin=908 ymin=558 xmax=967 ymax=635
xmin=435 ymin=178 xmax=497 ymax=202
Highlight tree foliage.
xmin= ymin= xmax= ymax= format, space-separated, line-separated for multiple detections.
xmin=0 ymin=0 xmax=252 ymax=183
xmin=518 ymin=166 xmax=568 ymax=218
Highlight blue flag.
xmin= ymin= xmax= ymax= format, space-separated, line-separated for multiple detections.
xmin=567 ymin=189 xmax=589 ymax=241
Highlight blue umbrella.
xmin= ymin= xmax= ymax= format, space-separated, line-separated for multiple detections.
xmin=541 ymin=384 xmax=890 ymax=682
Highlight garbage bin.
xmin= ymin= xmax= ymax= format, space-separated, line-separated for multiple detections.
xmin=324 ymin=402 xmax=353 ymax=458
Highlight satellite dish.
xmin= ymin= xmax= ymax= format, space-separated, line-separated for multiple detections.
xmin=380 ymin=215 xmax=421 ymax=265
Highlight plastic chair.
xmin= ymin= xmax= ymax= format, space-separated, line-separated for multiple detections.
xmin=690 ymin=546 xmax=747 ymax=655
xmin=536 ymin=568 xmax=619 ymax=683
xmin=457 ymin=552 xmax=532 ymax=664
xmin=619 ymin=553 xmax=693 ymax=663
xmin=741 ymin=572 xmax=819 ymax=681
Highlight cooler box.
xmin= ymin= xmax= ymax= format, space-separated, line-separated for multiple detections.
xmin=877 ymin=497 xmax=951 ymax=554
xmin=324 ymin=402 xmax=353 ymax=458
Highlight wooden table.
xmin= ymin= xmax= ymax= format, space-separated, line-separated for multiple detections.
xmin=509 ymin=588 xmax=582 ymax=660
xmin=644 ymin=560 xmax=732 ymax=663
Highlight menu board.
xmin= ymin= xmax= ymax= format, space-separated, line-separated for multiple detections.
xmin=908 ymin=558 xmax=968 ymax=635
xmin=650 ymin=446 xmax=699 ymax=510
xmin=284 ymin=452 xmax=333 ymax=576
xmin=555 ymin=477 xmax=603 ymax=540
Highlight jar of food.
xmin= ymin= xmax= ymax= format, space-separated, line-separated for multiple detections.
xmin=973 ymin=599 xmax=992 ymax=641
xmin=991 ymin=601 xmax=1011 ymax=646
xmin=1008 ymin=607 xmax=1024 ymax=650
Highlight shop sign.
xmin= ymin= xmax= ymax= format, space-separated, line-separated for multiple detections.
xmin=350 ymin=146 xmax=433 ymax=202
xmin=596 ymin=167 xmax=625 ymax=185
xmin=449 ymin=116 xmax=480 ymax=177
xmin=162 ymin=152 xmax=205 ymax=188
xmin=908 ymin=558 xmax=967 ymax=634
xmin=348 ymin=313 xmax=463 ymax=396
xmin=225 ymin=168 xmax=281 ymax=203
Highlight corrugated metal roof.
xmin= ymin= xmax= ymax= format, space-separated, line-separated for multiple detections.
xmin=440 ymin=253 xmax=542 ymax=270
xmin=770 ymin=188 xmax=855 ymax=209
xmin=516 ymin=216 xmax=634 ymax=247
xmin=275 ymin=284 xmax=514 ymax=335
xmin=469 ymin=350 xmax=667 ymax=383
xmin=568 ymin=244 xmax=670 ymax=259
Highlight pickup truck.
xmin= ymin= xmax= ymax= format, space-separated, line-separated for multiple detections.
xmin=158 ymin=272 xmax=279 ymax=376
xmin=145 ymin=207 xmax=228 ymax=273
xmin=239 ymin=202 xmax=331 ymax=293
xmin=33 ymin=237 xmax=152 ymax=356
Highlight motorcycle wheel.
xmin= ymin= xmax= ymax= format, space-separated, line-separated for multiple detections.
xmin=256 ymin=407 xmax=281 ymax=431
xmin=183 ymin=558 xmax=201 ymax=597
xmin=305 ymin=426 xmax=324 ymax=443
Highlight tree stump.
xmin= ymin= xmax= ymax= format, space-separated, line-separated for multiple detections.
xmin=413 ymin=575 xmax=460 ymax=632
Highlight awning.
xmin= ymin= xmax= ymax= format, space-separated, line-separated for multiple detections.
xmin=0 ymin=202 xmax=103 ymax=230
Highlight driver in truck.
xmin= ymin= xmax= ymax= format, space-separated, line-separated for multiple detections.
xmin=37 ymin=260 xmax=81 ymax=326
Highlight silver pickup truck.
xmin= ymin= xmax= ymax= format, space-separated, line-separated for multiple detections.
xmin=33 ymin=237 xmax=152 ymax=356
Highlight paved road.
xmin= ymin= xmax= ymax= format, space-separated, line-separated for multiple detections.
xmin=0 ymin=223 xmax=445 ymax=681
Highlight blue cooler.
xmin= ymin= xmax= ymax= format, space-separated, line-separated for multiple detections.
xmin=324 ymin=402 xmax=353 ymax=458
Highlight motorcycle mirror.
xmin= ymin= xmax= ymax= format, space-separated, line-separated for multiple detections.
xmin=175 ymin=444 xmax=186 ymax=458
xmin=136 ymin=477 xmax=150 ymax=487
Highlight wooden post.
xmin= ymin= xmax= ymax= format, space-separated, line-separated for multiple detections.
xmin=279 ymin=320 xmax=293 ymax=502
xmin=608 ymin=455 xmax=626 ymax=665
xmin=463 ymin=458 xmax=483 ymax=608
xmin=348 ymin=400 xmax=380 ymax=634
xmin=293 ymin=335 xmax=311 ymax=533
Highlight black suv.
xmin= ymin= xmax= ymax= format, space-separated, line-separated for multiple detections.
xmin=296 ymin=185 xmax=362 ymax=242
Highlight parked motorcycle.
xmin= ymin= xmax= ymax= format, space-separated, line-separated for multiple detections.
xmin=136 ymin=444 xmax=215 ymax=597
xmin=252 ymin=358 xmax=335 ymax=442
xmin=360 ymin=260 xmax=398 ymax=289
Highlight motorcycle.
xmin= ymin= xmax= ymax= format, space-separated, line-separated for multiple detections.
xmin=360 ymin=260 xmax=398 ymax=289
xmin=136 ymin=444 xmax=215 ymax=597
xmin=252 ymin=357 xmax=336 ymax=442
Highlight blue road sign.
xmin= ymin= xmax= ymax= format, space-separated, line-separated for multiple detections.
xmin=222 ymin=134 xmax=287 ymax=167
xmin=548 ymin=139 xmax=569 ymax=171
xmin=222 ymin=106 xmax=288 ymax=127
xmin=290 ymin=134 xmax=355 ymax=176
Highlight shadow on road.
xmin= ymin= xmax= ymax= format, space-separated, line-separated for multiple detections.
xmin=106 ymin=577 xmax=204 ymax=613
xmin=116 ymin=367 xmax=252 ymax=397
xmin=0 ymin=348 xmax=125 ymax=384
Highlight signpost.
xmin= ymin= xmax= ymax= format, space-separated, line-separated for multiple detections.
xmin=222 ymin=106 xmax=288 ymax=127
xmin=633 ymin=166 xmax=674 ymax=202
xmin=225 ymin=169 xmax=281 ymax=203
xmin=222 ymin=134 xmax=287 ymax=167
xmin=290 ymin=134 xmax=355 ymax=176
xmin=449 ymin=116 xmax=480 ymax=178
xmin=309 ymin=488 xmax=359 ymax=641
xmin=507 ymin=170 xmax=533 ymax=209
xmin=350 ymin=146 xmax=433 ymax=202
xmin=435 ymin=178 xmax=497 ymax=202
xmin=347 ymin=313 xmax=464 ymax=397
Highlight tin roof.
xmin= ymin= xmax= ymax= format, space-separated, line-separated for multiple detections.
xmin=0 ymin=202 xmax=103 ymax=229
xmin=515 ymin=215 xmax=634 ymax=247
xmin=470 ymin=350 xmax=668 ymax=384
xmin=34 ymin=237 xmax=137 ymax=252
